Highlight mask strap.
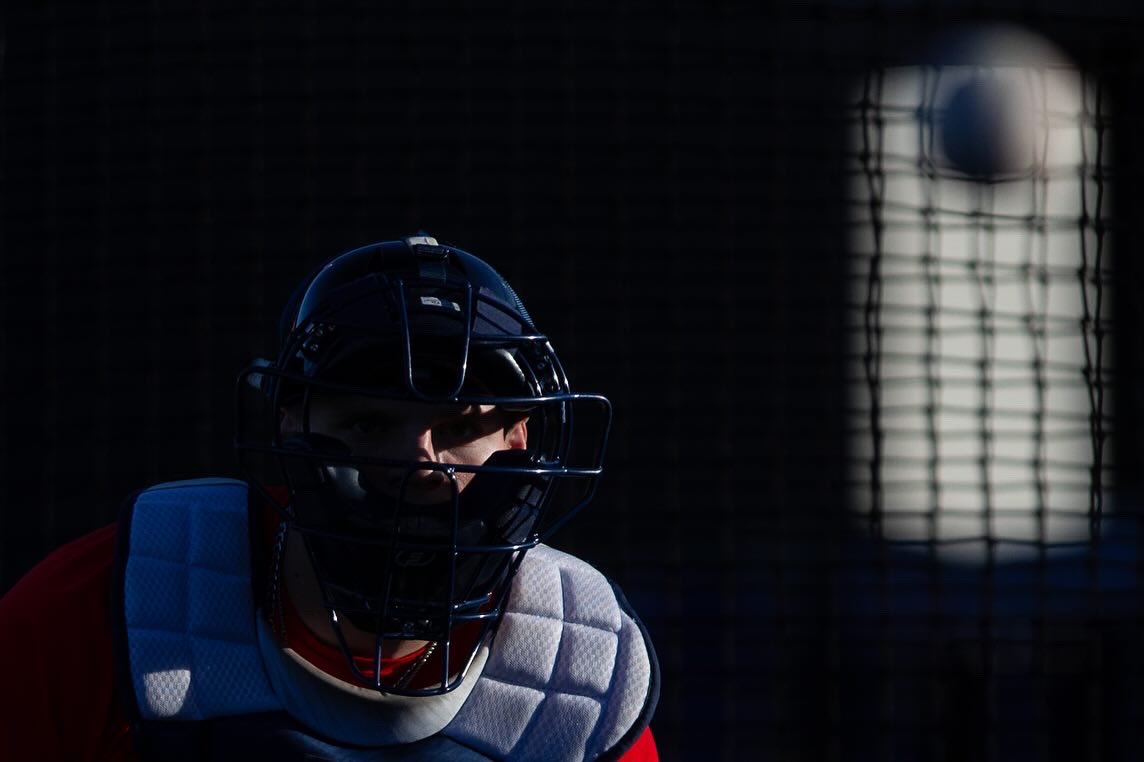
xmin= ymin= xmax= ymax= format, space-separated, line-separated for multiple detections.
xmin=407 ymin=235 xmax=450 ymax=283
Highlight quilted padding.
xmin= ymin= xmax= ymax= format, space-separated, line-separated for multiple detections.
xmin=121 ymin=480 xmax=654 ymax=760
xmin=444 ymin=545 xmax=652 ymax=761
xmin=124 ymin=478 xmax=280 ymax=720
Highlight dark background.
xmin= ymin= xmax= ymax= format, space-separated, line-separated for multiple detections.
xmin=4 ymin=2 xmax=1144 ymax=760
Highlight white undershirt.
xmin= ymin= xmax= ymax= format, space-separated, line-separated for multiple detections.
xmin=254 ymin=613 xmax=490 ymax=746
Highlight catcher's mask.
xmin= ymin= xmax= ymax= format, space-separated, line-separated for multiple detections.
xmin=235 ymin=235 xmax=611 ymax=695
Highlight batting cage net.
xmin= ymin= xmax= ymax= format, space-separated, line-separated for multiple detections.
xmin=840 ymin=27 xmax=1143 ymax=760
xmin=4 ymin=3 xmax=1144 ymax=761
xmin=850 ymin=43 xmax=1116 ymax=566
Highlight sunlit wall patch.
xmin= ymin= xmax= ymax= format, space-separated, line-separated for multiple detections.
xmin=847 ymin=25 xmax=1114 ymax=565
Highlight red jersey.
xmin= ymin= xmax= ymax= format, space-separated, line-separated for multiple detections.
xmin=0 ymin=525 xmax=135 ymax=761
xmin=0 ymin=526 xmax=657 ymax=761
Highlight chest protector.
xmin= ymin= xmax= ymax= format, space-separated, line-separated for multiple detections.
xmin=112 ymin=479 xmax=658 ymax=761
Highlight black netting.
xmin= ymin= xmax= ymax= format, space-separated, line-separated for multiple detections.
xmin=5 ymin=3 xmax=1144 ymax=760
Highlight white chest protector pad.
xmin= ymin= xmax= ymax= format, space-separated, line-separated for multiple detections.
xmin=118 ymin=478 xmax=658 ymax=760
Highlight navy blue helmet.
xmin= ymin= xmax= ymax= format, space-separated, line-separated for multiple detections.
xmin=235 ymin=235 xmax=611 ymax=695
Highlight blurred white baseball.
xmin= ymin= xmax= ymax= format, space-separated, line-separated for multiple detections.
xmin=927 ymin=25 xmax=1068 ymax=181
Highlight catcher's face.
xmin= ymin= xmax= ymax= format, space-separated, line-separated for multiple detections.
xmin=279 ymin=394 xmax=530 ymax=657
xmin=283 ymin=395 xmax=529 ymax=503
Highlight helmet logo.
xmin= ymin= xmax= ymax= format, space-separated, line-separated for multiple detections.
xmin=419 ymin=295 xmax=461 ymax=312
xmin=394 ymin=550 xmax=437 ymax=568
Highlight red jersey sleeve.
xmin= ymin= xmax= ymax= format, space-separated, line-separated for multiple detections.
xmin=0 ymin=525 xmax=136 ymax=762
xmin=619 ymin=726 xmax=659 ymax=761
